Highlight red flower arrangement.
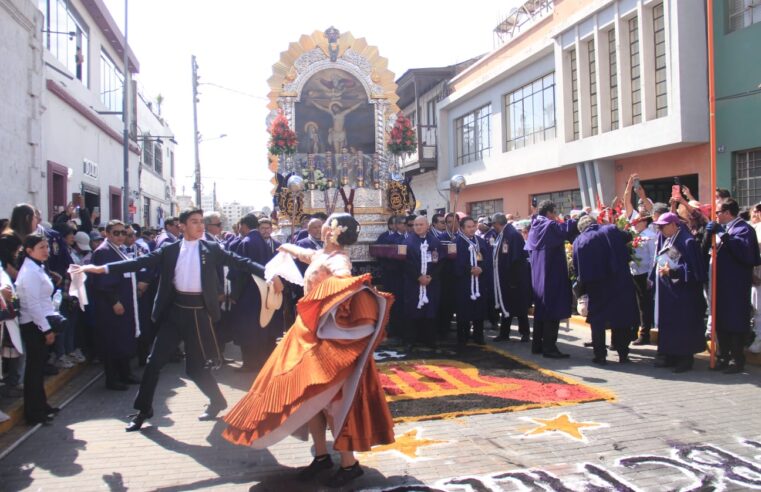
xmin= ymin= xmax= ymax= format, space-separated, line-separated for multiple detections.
xmin=268 ymin=111 xmax=297 ymax=155
xmin=387 ymin=112 xmax=417 ymax=156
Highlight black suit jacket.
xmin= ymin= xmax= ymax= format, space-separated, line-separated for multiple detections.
xmin=107 ymin=239 xmax=265 ymax=324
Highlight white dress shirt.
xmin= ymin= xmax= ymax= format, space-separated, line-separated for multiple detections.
xmin=174 ymin=239 xmax=202 ymax=293
xmin=15 ymin=257 xmax=55 ymax=332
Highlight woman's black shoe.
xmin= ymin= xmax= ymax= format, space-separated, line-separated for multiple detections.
xmin=325 ymin=461 xmax=363 ymax=488
xmin=45 ymin=406 xmax=61 ymax=414
xmin=296 ymin=454 xmax=334 ymax=481
xmin=125 ymin=409 xmax=153 ymax=432
xmin=27 ymin=415 xmax=53 ymax=426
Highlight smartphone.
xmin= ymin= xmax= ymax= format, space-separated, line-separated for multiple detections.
xmin=93 ymin=206 xmax=100 ymax=214
xmin=531 ymin=197 xmax=538 ymax=208
xmin=633 ymin=178 xmax=640 ymax=191
xmin=671 ymin=185 xmax=682 ymax=200
xmin=674 ymin=176 xmax=681 ymax=186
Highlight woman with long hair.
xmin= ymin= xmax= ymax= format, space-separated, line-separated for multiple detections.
xmin=0 ymin=204 xmax=39 ymax=280
xmin=223 ymin=213 xmax=394 ymax=488
xmin=14 ymin=234 xmax=60 ymax=425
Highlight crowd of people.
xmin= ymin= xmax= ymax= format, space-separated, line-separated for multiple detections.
xmin=375 ymin=174 xmax=761 ymax=376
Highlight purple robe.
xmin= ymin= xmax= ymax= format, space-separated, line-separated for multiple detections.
xmin=91 ymin=242 xmax=138 ymax=358
xmin=716 ymin=218 xmax=761 ymax=334
xmin=493 ymin=223 xmax=532 ymax=317
xmin=573 ymin=224 xmax=638 ymax=329
xmin=454 ymin=233 xmax=492 ymax=322
xmin=651 ymin=228 xmax=707 ymax=356
xmin=525 ymin=215 xmax=577 ymax=321
xmin=402 ymin=232 xmax=442 ymax=319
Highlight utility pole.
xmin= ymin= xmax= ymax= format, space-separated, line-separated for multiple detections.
xmin=122 ymin=0 xmax=130 ymax=221
xmin=213 ymin=181 xmax=217 ymax=211
xmin=192 ymin=55 xmax=201 ymax=208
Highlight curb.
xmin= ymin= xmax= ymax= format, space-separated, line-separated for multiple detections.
xmin=0 ymin=363 xmax=86 ymax=434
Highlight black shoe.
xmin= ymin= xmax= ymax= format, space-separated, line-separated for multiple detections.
xmin=654 ymin=357 xmax=676 ymax=368
xmin=543 ymin=351 xmax=570 ymax=359
xmin=126 ymin=409 xmax=153 ymax=432
xmin=673 ymin=360 xmax=693 ymax=373
xmin=592 ymin=357 xmax=607 ymax=365
xmin=296 ymin=454 xmax=334 ymax=481
xmin=325 ymin=461 xmax=364 ymax=488
xmin=122 ymin=376 xmax=141 ymax=385
xmin=583 ymin=342 xmax=594 ymax=348
xmin=492 ymin=333 xmax=510 ymax=342
xmin=632 ymin=336 xmax=650 ymax=346
xmin=106 ymin=382 xmax=129 ymax=391
xmin=45 ymin=406 xmax=61 ymax=415
xmin=723 ymin=364 xmax=744 ymax=374
xmin=198 ymin=401 xmax=227 ymax=421
xmin=619 ymin=355 xmax=631 ymax=364
xmin=520 ymin=335 xmax=530 ymax=343
xmin=27 ymin=415 xmax=53 ymax=426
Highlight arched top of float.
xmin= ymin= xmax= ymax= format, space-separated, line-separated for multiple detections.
xmin=267 ymin=27 xmax=399 ymax=113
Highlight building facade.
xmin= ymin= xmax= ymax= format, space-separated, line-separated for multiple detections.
xmin=437 ymin=0 xmax=709 ymax=218
xmin=713 ymin=0 xmax=761 ymax=206
xmin=0 ymin=0 xmax=44 ymax=215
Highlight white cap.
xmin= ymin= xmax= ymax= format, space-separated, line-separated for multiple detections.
xmin=74 ymin=231 xmax=91 ymax=251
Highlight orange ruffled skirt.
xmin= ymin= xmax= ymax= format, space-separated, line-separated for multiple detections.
xmin=222 ymin=274 xmax=395 ymax=452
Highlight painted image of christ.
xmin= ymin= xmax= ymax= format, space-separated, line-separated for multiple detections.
xmin=310 ymin=100 xmax=363 ymax=154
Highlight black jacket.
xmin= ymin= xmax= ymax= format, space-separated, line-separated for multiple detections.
xmin=107 ymin=239 xmax=265 ymax=324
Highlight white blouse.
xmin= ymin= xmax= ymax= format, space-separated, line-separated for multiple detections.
xmin=15 ymin=257 xmax=55 ymax=332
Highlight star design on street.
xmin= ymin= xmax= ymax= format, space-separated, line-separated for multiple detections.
xmin=364 ymin=428 xmax=447 ymax=460
xmin=522 ymin=413 xmax=606 ymax=442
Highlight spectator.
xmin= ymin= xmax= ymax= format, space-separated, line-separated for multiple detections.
xmin=0 ymin=204 xmax=39 ymax=280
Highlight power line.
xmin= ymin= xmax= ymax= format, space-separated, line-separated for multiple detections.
xmin=201 ymin=82 xmax=268 ymax=100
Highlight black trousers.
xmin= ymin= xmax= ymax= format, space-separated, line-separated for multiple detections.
xmin=500 ymin=314 xmax=531 ymax=338
xmin=133 ymin=296 xmax=225 ymax=413
xmin=591 ymin=323 xmax=631 ymax=359
xmin=456 ymin=319 xmax=484 ymax=345
xmin=405 ymin=317 xmax=437 ymax=347
xmin=20 ymin=322 xmax=49 ymax=421
xmin=632 ymin=273 xmax=654 ymax=338
xmin=717 ymin=330 xmax=746 ymax=367
xmin=532 ymin=319 xmax=561 ymax=354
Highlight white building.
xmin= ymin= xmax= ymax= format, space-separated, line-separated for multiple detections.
xmin=0 ymin=0 xmax=44 ymax=214
xmin=175 ymin=194 xmax=194 ymax=213
xmin=437 ymin=0 xmax=710 ymax=218
xmin=136 ymin=90 xmax=176 ymax=228
xmin=221 ymin=201 xmax=243 ymax=229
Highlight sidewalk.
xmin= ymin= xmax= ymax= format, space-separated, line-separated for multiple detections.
xmin=0 ymin=320 xmax=758 ymax=491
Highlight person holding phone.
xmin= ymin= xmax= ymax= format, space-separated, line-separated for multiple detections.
xmin=14 ymin=234 xmax=60 ymax=425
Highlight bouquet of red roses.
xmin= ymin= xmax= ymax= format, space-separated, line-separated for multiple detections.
xmin=268 ymin=112 xmax=297 ymax=156
xmin=387 ymin=112 xmax=417 ymax=156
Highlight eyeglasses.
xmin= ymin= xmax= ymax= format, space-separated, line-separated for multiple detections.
xmin=111 ymin=230 xmax=127 ymax=237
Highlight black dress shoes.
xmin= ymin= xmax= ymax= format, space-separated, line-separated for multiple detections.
xmin=106 ymin=382 xmax=129 ymax=391
xmin=543 ymin=351 xmax=570 ymax=359
xmin=27 ymin=414 xmax=54 ymax=426
xmin=45 ymin=406 xmax=61 ymax=415
xmin=296 ymin=454 xmax=334 ymax=481
xmin=592 ymin=357 xmax=607 ymax=365
xmin=125 ymin=409 xmax=153 ymax=432
xmin=198 ymin=401 xmax=227 ymax=421
xmin=724 ymin=363 xmax=744 ymax=374
xmin=325 ymin=461 xmax=364 ymax=488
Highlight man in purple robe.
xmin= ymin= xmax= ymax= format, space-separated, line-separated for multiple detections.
xmin=91 ymin=220 xmax=139 ymax=390
xmin=454 ymin=216 xmax=491 ymax=347
xmin=491 ymin=213 xmax=532 ymax=342
xmin=375 ymin=216 xmax=405 ymax=339
xmin=573 ymin=216 xmax=638 ymax=364
xmin=402 ymin=216 xmax=442 ymax=351
xmin=651 ymin=212 xmax=707 ymax=373
xmin=525 ymin=200 xmax=576 ymax=358
xmin=155 ymin=217 xmax=180 ymax=249
xmin=709 ymin=198 xmax=761 ymax=373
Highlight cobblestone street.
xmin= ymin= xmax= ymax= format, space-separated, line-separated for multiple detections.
xmin=1 ymin=320 xmax=759 ymax=491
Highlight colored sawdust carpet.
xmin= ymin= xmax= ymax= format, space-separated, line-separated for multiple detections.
xmin=374 ymin=344 xmax=614 ymax=423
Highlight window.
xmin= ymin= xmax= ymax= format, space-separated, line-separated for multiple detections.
xmin=532 ymin=189 xmax=583 ymax=216
xmin=154 ymin=142 xmax=163 ymax=174
xmin=100 ymin=51 xmax=123 ymax=113
xmin=588 ymin=40 xmax=598 ymax=136
xmin=629 ymin=16 xmax=642 ymax=124
xmin=455 ymin=104 xmax=491 ymax=165
xmin=142 ymin=140 xmax=153 ymax=169
xmin=469 ymin=199 xmax=503 ymax=218
xmin=39 ymin=0 xmax=89 ymax=86
xmin=728 ymin=0 xmax=761 ymax=32
xmin=653 ymin=3 xmax=668 ymax=118
xmin=169 ymin=149 xmax=175 ymax=178
xmin=505 ymin=73 xmax=556 ymax=150
xmin=426 ymin=99 xmax=437 ymax=126
xmin=734 ymin=149 xmax=761 ymax=208
xmin=608 ymin=29 xmax=619 ymax=130
xmin=570 ymin=49 xmax=579 ymax=140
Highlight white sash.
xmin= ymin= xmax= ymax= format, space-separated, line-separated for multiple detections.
xmin=417 ymin=240 xmax=430 ymax=309
xmin=492 ymin=231 xmax=509 ymax=316
xmin=459 ymin=233 xmax=481 ymax=301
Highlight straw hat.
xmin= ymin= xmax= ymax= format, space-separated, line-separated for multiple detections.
xmin=252 ymin=275 xmax=282 ymax=328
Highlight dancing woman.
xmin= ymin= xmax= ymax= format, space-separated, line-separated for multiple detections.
xmin=222 ymin=213 xmax=394 ymax=488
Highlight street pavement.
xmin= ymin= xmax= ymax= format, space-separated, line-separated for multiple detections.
xmin=0 ymin=320 xmax=759 ymax=491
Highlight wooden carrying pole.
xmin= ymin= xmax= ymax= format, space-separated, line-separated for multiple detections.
xmin=707 ymin=0 xmax=718 ymax=368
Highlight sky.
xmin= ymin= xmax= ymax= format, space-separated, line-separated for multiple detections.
xmin=103 ymin=0 xmax=520 ymax=209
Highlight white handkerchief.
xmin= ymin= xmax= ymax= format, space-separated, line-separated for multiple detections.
xmin=67 ymin=265 xmax=89 ymax=310
xmin=264 ymin=251 xmax=305 ymax=286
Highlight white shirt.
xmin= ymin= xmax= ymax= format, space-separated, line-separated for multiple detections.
xmin=174 ymin=239 xmax=202 ymax=293
xmin=15 ymin=257 xmax=55 ymax=332
xmin=630 ymin=227 xmax=658 ymax=276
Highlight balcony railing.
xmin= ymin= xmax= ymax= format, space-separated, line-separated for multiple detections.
xmin=401 ymin=125 xmax=438 ymax=169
